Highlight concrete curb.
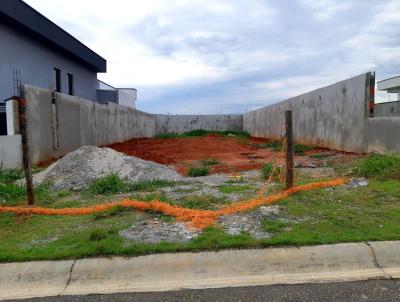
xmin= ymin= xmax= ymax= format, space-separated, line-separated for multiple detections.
xmin=1 ymin=241 xmax=399 ymax=301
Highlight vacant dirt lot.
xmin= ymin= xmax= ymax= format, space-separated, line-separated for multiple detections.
xmin=108 ymin=135 xmax=337 ymax=175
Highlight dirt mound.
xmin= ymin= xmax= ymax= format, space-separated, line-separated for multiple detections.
xmin=30 ymin=146 xmax=184 ymax=190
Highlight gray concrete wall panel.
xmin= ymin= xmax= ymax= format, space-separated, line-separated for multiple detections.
xmin=366 ymin=117 xmax=400 ymax=153
xmin=243 ymin=73 xmax=371 ymax=153
xmin=23 ymin=85 xmax=155 ymax=164
xmin=374 ymin=101 xmax=400 ymax=117
xmin=155 ymin=114 xmax=243 ymax=134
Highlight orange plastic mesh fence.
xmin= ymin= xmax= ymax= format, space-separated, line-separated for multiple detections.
xmin=0 ymin=178 xmax=345 ymax=229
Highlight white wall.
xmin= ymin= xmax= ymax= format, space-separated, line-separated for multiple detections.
xmin=0 ymin=135 xmax=22 ymax=169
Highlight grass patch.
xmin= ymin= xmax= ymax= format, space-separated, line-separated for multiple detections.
xmin=92 ymin=205 xmax=127 ymax=220
xmin=89 ymin=228 xmax=109 ymax=241
xmin=310 ymin=153 xmax=329 ymax=159
xmin=0 ymin=179 xmax=399 ymax=262
xmin=89 ymin=173 xmax=127 ymax=195
xmin=0 ymin=181 xmax=58 ymax=207
xmin=219 ymin=184 xmax=254 ymax=194
xmin=354 ymin=153 xmax=400 ymax=179
xmin=262 ymin=219 xmax=287 ymax=233
xmin=174 ymin=194 xmax=229 ymax=210
xmin=293 ymin=144 xmax=313 ymax=155
xmin=90 ymin=174 xmax=178 ymax=195
xmin=0 ymin=169 xmax=24 ymax=183
xmin=188 ymin=166 xmax=209 ymax=177
xmin=200 ymin=158 xmax=221 ymax=166
xmin=131 ymin=193 xmax=170 ymax=203
xmin=129 ymin=179 xmax=178 ymax=191
xmin=262 ymin=179 xmax=400 ymax=246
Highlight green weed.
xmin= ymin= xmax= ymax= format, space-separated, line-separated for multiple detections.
xmin=188 ymin=166 xmax=209 ymax=177
xmin=89 ymin=173 xmax=127 ymax=194
xmin=129 ymin=179 xmax=177 ymax=191
xmin=0 ymin=169 xmax=24 ymax=183
xmin=354 ymin=154 xmax=400 ymax=179
xmin=200 ymin=158 xmax=221 ymax=166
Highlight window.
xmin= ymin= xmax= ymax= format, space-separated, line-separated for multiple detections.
xmin=54 ymin=68 xmax=61 ymax=92
xmin=67 ymin=73 xmax=74 ymax=96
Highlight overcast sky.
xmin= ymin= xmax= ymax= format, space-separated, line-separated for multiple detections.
xmin=25 ymin=0 xmax=400 ymax=114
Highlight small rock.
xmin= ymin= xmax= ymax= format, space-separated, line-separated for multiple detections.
xmin=259 ymin=205 xmax=281 ymax=216
xmin=348 ymin=178 xmax=369 ymax=188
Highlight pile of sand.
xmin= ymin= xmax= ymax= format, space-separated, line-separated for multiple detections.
xmin=31 ymin=146 xmax=184 ymax=190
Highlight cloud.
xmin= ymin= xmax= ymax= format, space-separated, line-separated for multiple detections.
xmin=25 ymin=0 xmax=400 ymax=112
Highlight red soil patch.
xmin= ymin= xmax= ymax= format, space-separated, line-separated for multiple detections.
xmin=107 ymin=135 xmax=320 ymax=175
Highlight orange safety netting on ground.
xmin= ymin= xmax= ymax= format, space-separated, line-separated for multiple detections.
xmin=0 ymin=178 xmax=345 ymax=229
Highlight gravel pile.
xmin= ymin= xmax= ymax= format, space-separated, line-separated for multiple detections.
xmin=31 ymin=146 xmax=184 ymax=190
xmin=120 ymin=220 xmax=200 ymax=243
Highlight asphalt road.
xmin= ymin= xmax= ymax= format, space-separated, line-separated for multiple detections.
xmin=7 ymin=279 xmax=400 ymax=302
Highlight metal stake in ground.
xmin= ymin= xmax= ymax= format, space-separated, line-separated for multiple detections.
xmin=285 ymin=110 xmax=294 ymax=189
xmin=18 ymin=95 xmax=34 ymax=205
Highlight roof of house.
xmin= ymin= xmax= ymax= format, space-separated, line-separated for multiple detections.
xmin=0 ymin=0 xmax=106 ymax=72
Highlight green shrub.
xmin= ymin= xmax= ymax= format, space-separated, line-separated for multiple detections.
xmin=188 ymin=166 xmax=209 ymax=177
xmin=355 ymin=154 xmax=400 ymax=179
xmin=89 ymin=173 xmax=127 ymax=194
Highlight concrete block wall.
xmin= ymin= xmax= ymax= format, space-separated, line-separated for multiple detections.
xmin=0 ymin=135 xmax=22 ymax=169
xmin=155 ymin=114 xmax=243 ymax=134
xmin=244 ymin=73 xmax=372 ymax=153
xmin=23 ymin=85 xmax=155 ymax=164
